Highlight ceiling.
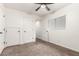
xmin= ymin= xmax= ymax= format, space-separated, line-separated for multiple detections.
xmin=4 ymin=3 xmax=71 ymax=17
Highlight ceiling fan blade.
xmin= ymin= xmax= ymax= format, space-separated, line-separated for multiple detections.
xmin=36 ymin=5 xmax=41 ymax=11
xmin=45 ymin=5 xmax=50 ymax=11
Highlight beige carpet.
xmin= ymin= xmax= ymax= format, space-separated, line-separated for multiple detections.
xmin=1 ymin=39 xmax=79 ymax=56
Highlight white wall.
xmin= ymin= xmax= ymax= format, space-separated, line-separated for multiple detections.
xmin=40 ymin=4 xmax=79 ymax=52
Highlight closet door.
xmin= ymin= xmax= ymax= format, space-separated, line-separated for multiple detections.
xmin=22 ymin=28 xmax=35 ymax=44
xmin=22 ymin=18 xmax=35 ymax=44
xmin=5 ymin=27 xmax=20 ymax=46
xmin=42 ymin=29 xmax=49 ymax=41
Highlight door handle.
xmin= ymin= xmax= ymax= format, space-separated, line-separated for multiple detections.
xmin=6 ymin=30 xmax=7 ymax=32
xmin=18 ymin=31 xmax=20 ymax=32
xmin=46 ymin=30 xmax=48 ymax=32
xmin=24 ymin=31 xmax=26 ymax=32
xmin=3 ymin=41 xmax=7 ymax=44
xmin=3 ymin=41 xmax=6 ymax=44
xmin=0 ymin=32 xmax=3 ymax=34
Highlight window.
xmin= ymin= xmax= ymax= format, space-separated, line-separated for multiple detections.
xmin=55 ymin=15 xmax=66 ymax=30
xmin=49 ymin=15 xmax=66 ymax=30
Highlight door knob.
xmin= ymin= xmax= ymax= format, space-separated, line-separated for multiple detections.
xmin=24 ymin=31 xmax=26 ymax=32
xmin=3 ymin=41 xmax=7 ymax=44
xmin=0 ymin=32 xmax=3 ymax=34
xmin=6 ymin=30 xmax=7 ymax=32
xmin=3 ymin=41 xmax=6 ymax=44
xmin=18 ymin=31 xmax=20 ymax=32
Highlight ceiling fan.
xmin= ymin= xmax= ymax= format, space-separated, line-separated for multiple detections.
xmin=35 ymin=3 xmax=54 ymax=11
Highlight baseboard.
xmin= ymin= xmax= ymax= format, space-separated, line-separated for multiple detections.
xmin=2 ymin=40 xmax=36 ymax=50
xmin=37 ymin=38 xmax=79 ymax=55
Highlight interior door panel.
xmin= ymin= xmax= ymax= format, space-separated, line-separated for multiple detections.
xmin=22 ymin=28 xmax=34 ymax=44
xmin=5 ymin=27 xmax=20 ymax=46
xmin=22 ymin=18 xmax=35 ymax=44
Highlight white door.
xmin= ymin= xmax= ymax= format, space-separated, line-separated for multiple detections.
xmin=42 ymin=29 xmax=49 ymax=41
xmin=22 ymin=28 xmax=35 ymax=44
xmin=22 ymin=18 xmax=35 ymax=44
xmin=5 ymin=27 xmax=20 ymax=46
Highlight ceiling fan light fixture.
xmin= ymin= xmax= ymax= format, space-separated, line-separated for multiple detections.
xmin=41 ymin=4 xmax=46 ymax=8
xmin=35 ymin=3 xmax=54 ymax=11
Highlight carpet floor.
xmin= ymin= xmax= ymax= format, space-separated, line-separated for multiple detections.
xmin=1 ymin=39 xmax=79 ymax=56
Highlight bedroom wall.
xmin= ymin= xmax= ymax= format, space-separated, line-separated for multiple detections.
xmin=40 ymin=4 xmax=79 ymax=52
